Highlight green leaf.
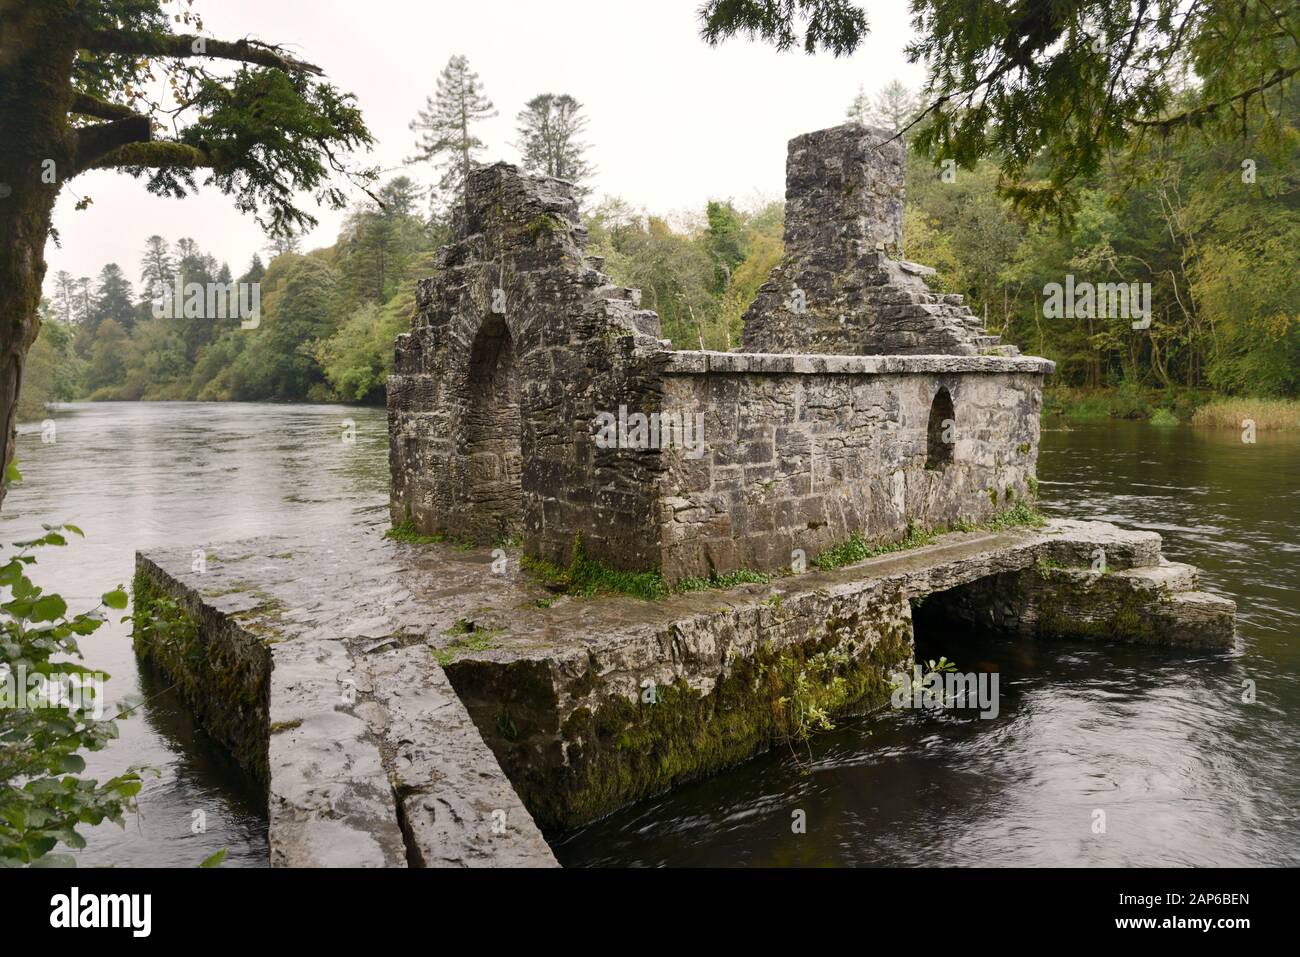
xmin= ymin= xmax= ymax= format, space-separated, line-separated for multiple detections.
xmin=199 ymin=848 xmax=227 ymax=868
xmin=30 ymin=594 xmax=68 ymax=622
xmin=59 ymin=755 xmax=86 ymax=774
xmin=5 ymin=461 xmax=21 ymax=484
xmin=101 ymin=588 xmax=129 ymax=610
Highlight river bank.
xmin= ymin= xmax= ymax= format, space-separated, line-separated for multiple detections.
xmin=1045 ymin=386 xmax=1300 ymax=429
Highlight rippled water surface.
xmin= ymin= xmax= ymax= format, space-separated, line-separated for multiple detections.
xmin=5 ymin=402 xmax=389 ymax=867
xmin=553 ymin=420 xmax=1300 ymax=866
xmin=7 ymin=406 xmax=1296 ymax=866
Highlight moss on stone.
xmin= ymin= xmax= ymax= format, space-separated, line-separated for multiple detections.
xmin=132 ymin=568 xmax=271 ymax=785
xmin=499 ymin=612 xmax=912 ymax=831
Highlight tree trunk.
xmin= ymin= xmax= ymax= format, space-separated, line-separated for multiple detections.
xmin=0 ymin=6 xmax=78 ymax=510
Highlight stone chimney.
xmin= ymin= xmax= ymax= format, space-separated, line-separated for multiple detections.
xmin=741 ymin=123 xmax=1017 ymax=357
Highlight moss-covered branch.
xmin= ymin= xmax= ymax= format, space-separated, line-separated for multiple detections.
xmin=80 ymin=30 xmax=323 ymax=75
xmin=88 ymin=141 xmax=212 ymax=171
xmin=72 ymin=114 xmax=152 ymax=172
xmin=68 ymin=90 xmax=141 ymax=121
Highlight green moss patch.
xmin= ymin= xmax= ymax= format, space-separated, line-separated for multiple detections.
xmin=486 ymin=608 xmax=912 ymax=831
xmin=132 ymin=569 xmax=270 ymax=785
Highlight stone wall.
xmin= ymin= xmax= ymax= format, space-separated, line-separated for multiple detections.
xmin=653 ymin=352 xmax=1051 ymax=581
xmin=741 ymin=123 xmax=1018 ymax=357
xmin=387 ymin=162 xmax=669 ymax=569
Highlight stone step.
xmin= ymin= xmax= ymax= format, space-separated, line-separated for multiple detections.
xmin=1038 ymin=519 xmax=1163 ymax=569
xmin=1036 ymin=557 xmax=1200 ymax=596
xmin=1114 ymin=558 xmax=1200 ymax=593
xmin=1148 ymin=592 xmax=1239 ymax=649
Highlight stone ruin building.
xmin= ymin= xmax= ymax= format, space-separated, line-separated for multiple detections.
xmin=388 ymin=122 xmax=1050 ymax=582
xmin=132 ymin=123 xmax=1238 ymax=865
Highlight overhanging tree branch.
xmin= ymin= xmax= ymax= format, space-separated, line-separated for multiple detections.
xmin=80 ymin=30 xmax=323 ymax=75
xmin=68 ymin=90 xmax=142 ymax=121
xmin=88 ymin=141 xmax=213 ymax=170
xmin=1132 ymin=63 xmax=1300 ymax=130
xmin=72 ymin=114 xmax=153 ymax=173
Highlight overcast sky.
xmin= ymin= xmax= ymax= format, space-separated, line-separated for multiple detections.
xmin=46 ymin=0 xmax=924 ymax=295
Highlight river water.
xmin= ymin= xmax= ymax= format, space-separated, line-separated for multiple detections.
xmin=6 ymin=404 xmax=1297 ymax=866
xmin=5 ymin=402 xmax=391 ymax=867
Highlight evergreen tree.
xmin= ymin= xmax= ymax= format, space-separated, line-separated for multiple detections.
xmin=240 ymin=254 xmax=267 ymax=285
xmin=846 ymin=80 xmax=919 ymax=133
xmin=88 ymin=263 xmax=136 ymax=333
xmin=515 ymin=93 xmax=593 ymax=193
xmin=74 ymin=277 xmax=93 ymax=325
xmin=700 ymin=0 xmax=1300 ymax=219
xmin=337 ymin=177 xmax=427 ymax=305
xmin=0 ymin=1 xmax=373 ymax=506
xmin=408 ymin=55 xmax=496 ymax=211
xmin=139 ymin=235 xmax=174 ymax=302
xmin=846 ymin=85 xmax=870 ymax=125
xmin=230 ymin=256 xmax=338 ymax=400
xmin=265 ymin=231 xmax=302 ymax=258
xmin=50 ymin=271 xmax=78 ymax=324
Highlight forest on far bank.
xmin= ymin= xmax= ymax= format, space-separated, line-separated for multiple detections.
xmin=21 ymin=77 xmax=1299 ymax=424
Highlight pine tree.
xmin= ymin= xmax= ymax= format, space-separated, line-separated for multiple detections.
xmin=75 ymin=277 xmax=93 ymax=325
xmin=88 ymin=263 xmax=136 ymax=333
xmin=264 ymin=231 xmax=302 ymax=258
xmin=51 ymin=271 xmax=77 ymax=324
xmin=515 ymin=93 xmax=593 ymax=195
xmin=846 ymin=81 xmax=919 ymax=133
xmin=241 ymin=254 xmax=267 ymax=285
xmin=338 ymin=177 xmax=427 ymax=304
xmin=139 ymin=235 xmax=174 ymax=303
xmin=408 ymin=55 xmax=496 ymax=212
xmin=846 ymin=85 xmax=870 ymax=125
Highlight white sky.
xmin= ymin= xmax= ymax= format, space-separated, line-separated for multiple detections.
xmin=45 ymin=0 xmax=923 ymax=295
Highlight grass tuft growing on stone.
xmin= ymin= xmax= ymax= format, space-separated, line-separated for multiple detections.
xmin=384 ymin=520 xmax=445 ymax=544
xmin=674 ymin=569 xmax=771 ymax=593
xmin=982 ymin=500 xmax=1047 ymax=531
xmin=812 ymin=503 xmax=1048 ymax=571
xmin=432 ymin=620 xmax=503 ymax=665
xmin=521 ymin=537 xmax=772 ymax=601
xmin=385 ymin=520 xmax=476 ymax=549
xmin=812 ymin=521 xmax=936 ymax=571
xmin=522 ymin=542 xmax=668 ymax=601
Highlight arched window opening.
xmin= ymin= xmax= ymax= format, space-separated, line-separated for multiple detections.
xmin=926 ymin=386 xmax=955 ymax=470
xmin=463 ymin=314 xmax=523 ymax=539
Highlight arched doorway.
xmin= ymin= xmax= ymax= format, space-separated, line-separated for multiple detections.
xmin=462 ymin=314 xmax=523 ymax=540
xmin=926 ymin=386 xmax=955 ymax=470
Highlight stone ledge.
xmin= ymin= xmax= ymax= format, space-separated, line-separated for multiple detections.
xmin=658 ymin=350 xmax=1056 ymax=376
xmin=132 ymin=539 xmax=556 ymax=869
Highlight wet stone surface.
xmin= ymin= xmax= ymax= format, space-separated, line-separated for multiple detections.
xmin=135 ymin=514 xmax=1234 ymax=859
